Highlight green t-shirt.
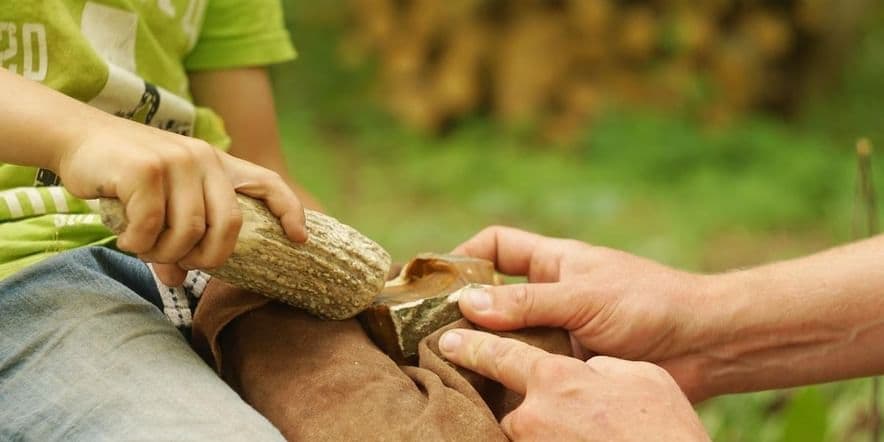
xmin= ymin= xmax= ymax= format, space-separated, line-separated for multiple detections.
xmin=0 ymin=0 xmax=295 ymax=280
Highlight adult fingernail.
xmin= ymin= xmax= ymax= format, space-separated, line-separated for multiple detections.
xmin=439 ymin=331 xmax=463 ymax=353
xmin=464 ymin=287 xmax=492 ymax=312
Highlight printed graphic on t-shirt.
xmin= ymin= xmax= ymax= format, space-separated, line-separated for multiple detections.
xmin=16 ymin=1 xmax=202 ymax=195
xmin=34 ymin=169 xmax=61 ymax=187
xmin=0 ymin=21 xmax=48 ymax=81
xmin=81 ymin=1 xmax=196 ymax=136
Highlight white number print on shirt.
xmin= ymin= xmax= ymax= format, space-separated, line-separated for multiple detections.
xmin=0 ymin=22 xmax=48 ymax=81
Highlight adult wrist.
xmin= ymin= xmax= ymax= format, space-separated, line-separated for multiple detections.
xmin=680 ymin=272 xmax=743 ymax=356
xmin=685 ymin=263 xmax=870 ymax=397
xmin=676 ymin=270 xmax=767 ymax=398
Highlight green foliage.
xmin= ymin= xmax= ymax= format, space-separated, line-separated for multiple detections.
xmin=277 ymin=102 xmax=867 ymax=268
xmin=782 ymin=389 xmax=829 ymax=442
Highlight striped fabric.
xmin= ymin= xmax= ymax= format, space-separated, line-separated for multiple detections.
xmin=147 ymin=264 xmax=212 ymax=328
xmin=0 ymin=186 xmax=97 ymax=221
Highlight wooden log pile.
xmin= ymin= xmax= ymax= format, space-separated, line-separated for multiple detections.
xmin=341 ymin=0 xmax=864 ymax=140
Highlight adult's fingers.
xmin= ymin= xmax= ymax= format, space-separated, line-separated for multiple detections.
xmin=224 ymin=155 xmax=307 ymax=243
xmin=438 ymin=329 xmax=549 ymax=395
xmin=180 ymin=168 xmax=242 ymax=270
xmin=585 ymin=355 xmax=632 ymax=373
xmin=452 ymin=226 xmax=578 ymax=283
xmin=586 ymin=356 xmax=674 ymax=385
xmin=451 ymin=226 xmax=547 ymax=276
xmin=457 ymin=283 xmax=590 ymax=332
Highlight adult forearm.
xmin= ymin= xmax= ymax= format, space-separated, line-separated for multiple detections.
xmin=0 ymin=67 xmax=106 ymax=170
xmin=693 ymin=235 xmax=884 ymax=396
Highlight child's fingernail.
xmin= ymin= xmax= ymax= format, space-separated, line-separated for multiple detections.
xmin=464 ymin=287 xmax=492 ymax=312
xmin=439 ymin=331 xmax=463 ymax=353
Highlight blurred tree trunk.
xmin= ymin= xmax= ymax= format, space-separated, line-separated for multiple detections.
xmin=799 ymin=0 xmax=875 ymax=105
xmin=344 ymin=0 xmax=872 ymax=141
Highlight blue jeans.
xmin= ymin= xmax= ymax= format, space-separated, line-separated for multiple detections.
xmin=0 ymin=247 xmax=284 ymax=441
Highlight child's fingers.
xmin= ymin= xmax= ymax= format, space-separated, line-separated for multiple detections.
xmin=116 ymin=167 xmax=166 ymax=254
xmin=152 ymin=262 xmax=187 ymax=287
xmin=142 ymin=165 xmax=205 ymax=264
xmin=225 ymin=155 xmax=307 ymax=243
xmin=180 ymin=169 xmax=242 ymax=270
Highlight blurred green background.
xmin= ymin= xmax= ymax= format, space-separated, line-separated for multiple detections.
xmin=271 ymin=1 xmax=884 ymax=440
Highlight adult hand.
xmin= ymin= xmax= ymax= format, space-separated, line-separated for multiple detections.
xmin=452 ymin=226 xmax=716 ymax=401
xmin=438 ymin=329 xmax=709 ymax=441
xmin=57 ymin=115 xmax=307 ymax=286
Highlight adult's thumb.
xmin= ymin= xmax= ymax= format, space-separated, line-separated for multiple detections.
xmin=457 ymin=283 xmax=582 ymax=331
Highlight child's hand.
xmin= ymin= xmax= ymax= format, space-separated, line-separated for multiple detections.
xmin=57 ymin=115 xmax=307 ymax=286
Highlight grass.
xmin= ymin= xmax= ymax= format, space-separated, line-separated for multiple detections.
xmin=271 ymin=2 xmax=884 ymax=440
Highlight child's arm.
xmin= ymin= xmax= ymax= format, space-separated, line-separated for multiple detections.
xmin=0 ymin=67 xmax=307 ymax=285
xmin=0 ymin=67 xmax=103 ymax=172
xmin=189 ymin=68 xmax=323 ymax=211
